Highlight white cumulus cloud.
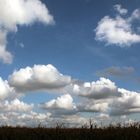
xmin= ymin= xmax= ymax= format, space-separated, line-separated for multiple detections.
xmin=73 ymin=77 xmax=119 ymax=99
xmin=0 ymin=0 xmax=54 ymax=64
xmin=41 ymin=94 xmax=76 ymax=110
xmin=1 ymin=64 xmax=140 ymax=126
xmin=8 ymin=64 xmax=72 ymax=92
xmin=110 ymin=88 xmax=140 ymax=116
xmin=95 ymin=5 xmax=140 ymax=47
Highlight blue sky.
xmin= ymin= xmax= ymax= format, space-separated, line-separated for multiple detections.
xmin=0 ymin=0 xmax=140 ymax=126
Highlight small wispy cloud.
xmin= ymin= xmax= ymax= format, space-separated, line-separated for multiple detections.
xmin=114 ymin=4 xmax=128 ymax=15
xmin=19 ymin=43 xmax=24 ymax=48
xmin=96 ymin=66 xmax=135 ymax=78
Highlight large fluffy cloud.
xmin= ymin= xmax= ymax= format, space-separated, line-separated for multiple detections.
xmin=110 ymin=88 xmax=140 ymax=116
xmin=73 ymin=77 xmax=120 ymax=99
xmin=0 ymin=0 xmax=54 ymax=64
xmin=8 ymin=64 xmax=72 ymax=92
xmin=74 ymin=85 xmax=140 ymax=117
xmin=95 ymin=5 xmax=140 ymax=47
xmin=0 ymin=0 xmax=54 ymax=30
xmin=70 ymin=77 xmax=140 ymax=117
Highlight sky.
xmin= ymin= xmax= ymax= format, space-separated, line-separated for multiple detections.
xmin=1 ymin=0 xmax=140 ymax=127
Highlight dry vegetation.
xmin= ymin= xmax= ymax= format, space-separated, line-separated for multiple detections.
xmin=0 ymin=122 xmax=140 ymax=140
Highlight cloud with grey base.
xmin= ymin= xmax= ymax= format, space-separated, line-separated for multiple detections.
xmin=72 ymin=77 xmax=120 ymax=99
xmin=8 ymin=64 xmax=71 ymax=93
xmin=110 ymin=88 xmax=140 ymax=116
xmin=0 ymin=64 xmax=140 ymax=126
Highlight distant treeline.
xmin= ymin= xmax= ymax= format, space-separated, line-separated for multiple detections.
xmin=0 ymin=123 xmax=140 ymax=140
